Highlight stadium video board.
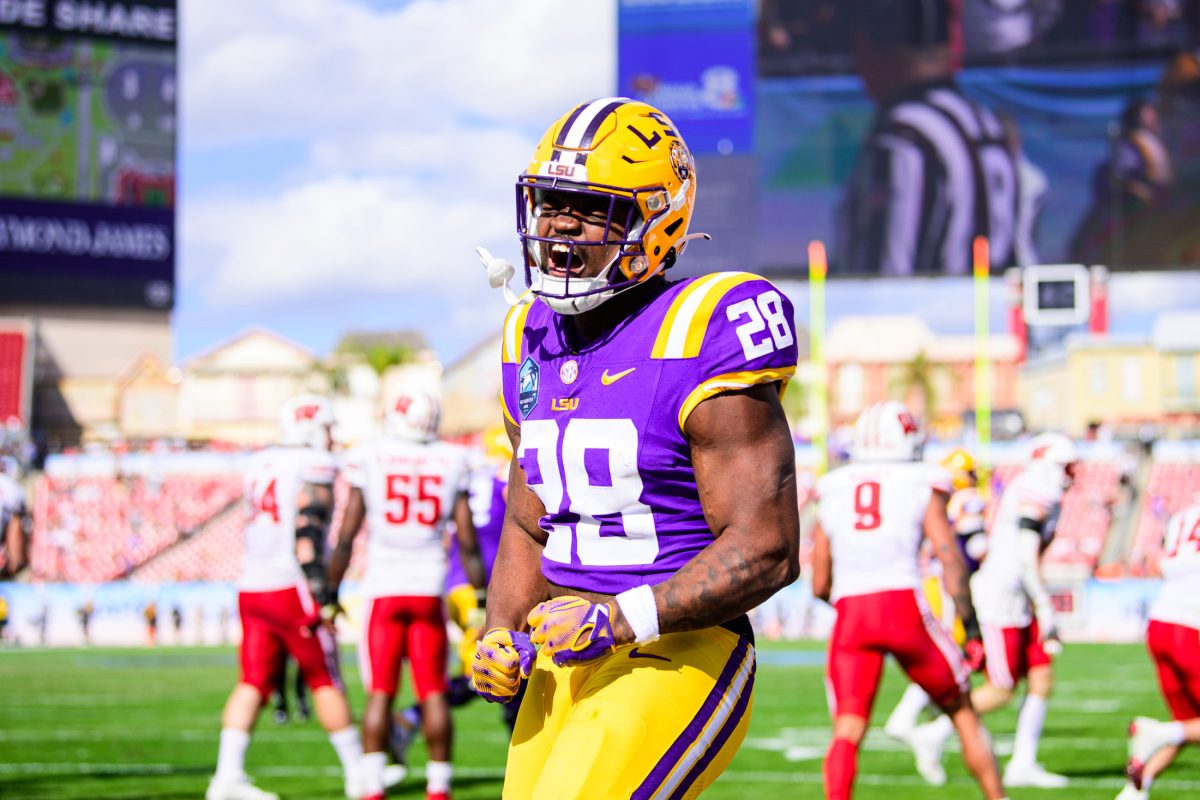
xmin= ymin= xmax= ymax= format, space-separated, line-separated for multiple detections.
xmin=0 ymin=0 xmax=176 ymax=309
xmin=618 ymin=0 xmax=1200 ymax=278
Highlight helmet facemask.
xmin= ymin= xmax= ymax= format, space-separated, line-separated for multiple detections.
xmin=517 ymin=179 xmax=674 ymax=315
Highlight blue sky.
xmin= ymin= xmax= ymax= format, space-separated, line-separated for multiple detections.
xmin=173 ymin=0 xmax=1200 ymax=366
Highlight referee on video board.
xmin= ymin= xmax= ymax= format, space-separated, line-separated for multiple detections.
xmin=835 ymin=0 xmax=1034 ymax=276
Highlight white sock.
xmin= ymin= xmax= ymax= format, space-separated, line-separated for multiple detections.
xmin=889 ymin=684 xmax=931 ymax=730
xmin=360 ymin=751 xmax=387 ymax=795
xmin=928 ymin=712 xmax=955 ymax=746
xmin=1010 ymin=694 xmax=1047 ymax=768
xmin=426 ymin=760 xmax=452 ymax=793
xmin=329 ymin=726 xmax=364 ymax=774
xmin=1164 ymin=720 xmax=1186 ymax=746
xmin=215 ymin=728 xmax=250 ymax=781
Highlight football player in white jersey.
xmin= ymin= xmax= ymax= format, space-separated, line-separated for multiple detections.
xmin=1116 ymin=496 xmax=1200 ymax=800
xmin=329 ymin=390 xmax=485 ymax=800
xmin=208 ymin=395 xmax=364 ymax=800
xmin=884 ymin=448 xmax=988 ymax=742
xmin=910 ymin=432 xmax=1077 ymax=789
xmin=811 ymin=402 xmax=1004 ymax=800
xmin=0 ymin=457 xmax=27 ymax=577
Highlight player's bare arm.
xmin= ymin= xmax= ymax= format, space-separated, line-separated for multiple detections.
xmin=3 ymin=513 xmax=25 ymax=576
xmin=1016 ymin=514 xmax=1056 ymax=635
xmin=482 ymin=418 xmax=551 ymax=632
xmin=296 ymin=482 xmax=335 ymax=610
xmin=923 ymin=488 xmax=979 ymax=633
xmin=453 ymin=490 xmax=487 ymax=590
xmin=327 ymin=485 xmax=365 ymax=596
xmin=645 ymin=384 xmax=800 ymax=636
xmin=810 ymin=520 xmax=833 ymax=603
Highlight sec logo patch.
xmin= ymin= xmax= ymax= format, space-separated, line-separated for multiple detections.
xmin=559 ymin=359 xmax=579 ymax=385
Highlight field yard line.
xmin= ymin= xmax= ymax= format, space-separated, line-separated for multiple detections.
xmin=0 ymin=728 xmax=514 ymax=744
xmin=0 ymin=727 xmax=1127 ymax=751
xmin=746 ymin=728 xmax=1130 ymax=753
xmin=2 ymin=763 xmax=1198 ymax=791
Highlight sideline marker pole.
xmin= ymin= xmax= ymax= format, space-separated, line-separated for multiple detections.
xmin=808 ymin=241 xmax=828 ymax=478
xmin=973 ymin=236 xmax=992 ymax=496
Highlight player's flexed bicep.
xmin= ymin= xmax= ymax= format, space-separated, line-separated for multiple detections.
xmin=653 ymin=382 xmax=801 ymax=634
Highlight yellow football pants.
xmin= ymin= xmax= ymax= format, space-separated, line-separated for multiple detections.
xmin=503 ymin=626 xmax=755 ymax=800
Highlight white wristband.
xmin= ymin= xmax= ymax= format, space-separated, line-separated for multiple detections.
xmin=616 ymin=585 xmax=660 ymax=645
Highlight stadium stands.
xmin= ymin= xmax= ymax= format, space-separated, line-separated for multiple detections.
xmin=1127 ymin=459 xmax=1200 ymax=576
xmin=30 ymin=474 xmax=242 ymax=583
xmin=131 ymin=476 xmax=369 ymax=583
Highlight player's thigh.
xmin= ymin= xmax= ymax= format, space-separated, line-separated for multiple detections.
xmin=511 ymin=628 xmax=755 ymax=800
xmin=358 ymin=596 xmax=406 ymax=697
xmin=827 ymin=614 xmax=886 ymax=720
xmin=238 ymin=592 xmax=286 ymax=695
xmin=1025 ymin=619 xmax=1052 ymax=673
xmin=981 ymin=624 xmax=1020 ymax=691
xmin=1148 ymin=620 xmax=1200 ymax=720
xmin=1176 ymin=624 xmax=1200 ymax=718
xmin=405 ymin=596 xmax=449 ymax=700
xmin=891 ymin=592 xmax=968 ymax=710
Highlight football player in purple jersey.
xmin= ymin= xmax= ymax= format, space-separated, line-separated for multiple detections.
xmin=471 ymin=98 xmax=801 ymax=799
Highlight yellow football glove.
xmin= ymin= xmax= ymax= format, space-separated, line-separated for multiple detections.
xmin=471 ymin=627 xmax=535 ymax=704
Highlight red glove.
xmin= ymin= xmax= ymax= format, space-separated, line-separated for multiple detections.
xmin=964 ymin=638 xmax=986 ymax=672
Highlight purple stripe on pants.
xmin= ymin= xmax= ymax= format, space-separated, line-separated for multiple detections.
xmin=631 ymin=636 xmax=750 ymax=800
xmin=667 ymin=658 xmax=755 ymax=800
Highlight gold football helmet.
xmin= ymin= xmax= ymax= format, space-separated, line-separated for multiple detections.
xmin=517 ymin=97 xmax=699 ymax=314
xmin=941 ymin=448 xmax=977 ymax=491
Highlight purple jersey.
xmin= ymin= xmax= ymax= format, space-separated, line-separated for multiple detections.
xmin=446 ymin=472 xmax=506 ymax=589
xmin=500 ymin=272 xmax=798 ymax=595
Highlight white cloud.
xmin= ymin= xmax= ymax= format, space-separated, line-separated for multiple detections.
xmin=184 ymin=174 xmax=511 ymax=304
xmin=179 ymin=0 xmax=616 ymax=331
xmin=182 ymin=0 xmax=616 ymax=149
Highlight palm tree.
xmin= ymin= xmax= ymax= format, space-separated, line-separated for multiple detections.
xmin=889 ymin=350 xmax=945 ymax=420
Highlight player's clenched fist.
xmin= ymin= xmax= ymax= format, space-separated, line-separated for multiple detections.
xmin=471 ymin=628 xmax=535 ymax=703
xmin=528 ymin=595 xmax=619 ymax=666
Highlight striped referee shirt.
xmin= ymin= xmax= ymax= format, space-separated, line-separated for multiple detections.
xmin=836 ymin=80 xmax=1026 ymax=276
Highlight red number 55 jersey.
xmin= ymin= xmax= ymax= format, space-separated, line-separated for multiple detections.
xmin=816 ymin=461 xmax=953 ymax=602
xmin=343 ymin=439 xmax=471 ymax=598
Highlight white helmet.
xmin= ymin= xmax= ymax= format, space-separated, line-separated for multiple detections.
xmin=278 ymin=394 xmax=334 ymax=450
xmin=851 ymin=401 xmax=923 ymax=463
xmin=1026 ymin=431 xmax=1079 ymax=488
xmin=384 ymin=390 xmax=441 ymax=442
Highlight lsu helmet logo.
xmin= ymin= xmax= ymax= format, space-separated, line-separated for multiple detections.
xmin=669 ymin=139 xmax=693 ymax=183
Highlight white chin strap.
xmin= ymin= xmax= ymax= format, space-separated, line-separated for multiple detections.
xmin=533 ymin=269 xmax=614 ymax=315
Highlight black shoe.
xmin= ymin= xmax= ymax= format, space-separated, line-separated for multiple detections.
xmin=272 ymin=708 xmax=288 ymax=725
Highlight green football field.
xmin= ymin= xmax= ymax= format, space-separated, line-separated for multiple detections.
xmin=0 ymin=641 xmax=1195 ymax=799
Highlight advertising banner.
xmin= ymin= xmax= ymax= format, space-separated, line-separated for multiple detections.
xmin=622 ymin=0 xmax=1200 ymax=278
xmin=0 ymin=3 xmax=175 ymax=307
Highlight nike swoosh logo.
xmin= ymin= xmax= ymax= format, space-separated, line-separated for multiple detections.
xmin=600 ymin=367 xmax=636 ymax=386
xmin=628 ymin=647 xmax=670 ymax=662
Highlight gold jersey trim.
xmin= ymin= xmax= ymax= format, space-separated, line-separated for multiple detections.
xmin=501 ymin=295 xmax=535 ymax=365
xmin=651 ymin=272 xmax=758 ymax=360
xmin=677 ymin=367 xmax=796 ymax=431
